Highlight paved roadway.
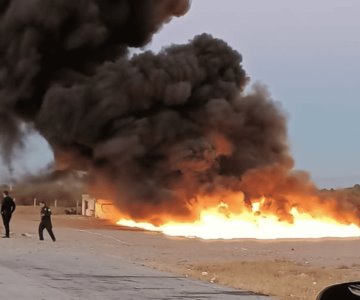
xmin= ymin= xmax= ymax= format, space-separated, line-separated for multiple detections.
xmin=0 ymin=235 xmax=273 ymax=300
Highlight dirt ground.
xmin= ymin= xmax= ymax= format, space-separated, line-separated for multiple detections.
xmin=5 ymin=207 xmax=360 ymax=300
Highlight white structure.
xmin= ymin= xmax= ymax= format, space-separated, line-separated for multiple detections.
xmin=81 ymin=195 xmax=119 ymax=220
xmin=95 ymin=199 xmax=117 ymax=219
xmin=81 ymin=194 xmax=96 ymax=216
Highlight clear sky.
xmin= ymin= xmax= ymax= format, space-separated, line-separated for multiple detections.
xmin=1 ymin=0 xmax=360 ymax=188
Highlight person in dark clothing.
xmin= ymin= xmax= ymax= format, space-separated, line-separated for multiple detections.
xmin=1 ymin=190 xmax=16 ymax=238
xmin=38 ymin=201 xmax=56 ymax=241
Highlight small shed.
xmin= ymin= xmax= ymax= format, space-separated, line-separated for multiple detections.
xmin=81 ymin=195 xmax=118 ymax=220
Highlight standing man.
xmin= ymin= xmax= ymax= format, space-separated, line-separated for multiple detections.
xmin=38 ymin=201 xmax=56 ymax=242
xmin=1 ymin=190 xmax=16 ymax=238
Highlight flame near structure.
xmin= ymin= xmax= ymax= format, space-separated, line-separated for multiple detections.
xmin=0 ymin=1 xmax=360 ymax=239
xmin=117 ymin=205 xmax=360 ymax=240
xmin=116 ymin=193 xmax=360 ymax=240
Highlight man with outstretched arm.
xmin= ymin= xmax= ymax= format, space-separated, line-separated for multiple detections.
xmin=39 ymin=201 xmax=56 ymax=242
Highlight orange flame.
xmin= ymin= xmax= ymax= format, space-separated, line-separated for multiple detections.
xmin=115 ymin=195 xmax=360 ymax=240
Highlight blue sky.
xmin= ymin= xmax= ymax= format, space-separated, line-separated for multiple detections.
xmin=1 ymin=0 xmax=360 ymax=188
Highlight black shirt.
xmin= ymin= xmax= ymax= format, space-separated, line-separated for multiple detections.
xmin=1 ymin=196 xmax=16 ymax=214
xmin=41 ymin=206 xmax=52 ymax=222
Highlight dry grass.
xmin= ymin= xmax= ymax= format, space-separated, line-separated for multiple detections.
xmin=146 ymin=259 xmax=360 ymax=300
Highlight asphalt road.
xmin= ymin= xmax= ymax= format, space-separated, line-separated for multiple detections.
xmin=0 ymin=235 xmax=272 ymax=300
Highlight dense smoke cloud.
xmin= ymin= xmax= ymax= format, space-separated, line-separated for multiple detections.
xmin=1 ymin=0 xmax=359 ymax=224
xmin=0 ymin=0 xmax=191 ymax=173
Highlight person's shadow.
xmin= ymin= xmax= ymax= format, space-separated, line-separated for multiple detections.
xmin=316 ymin=282 xmax=360 ymax=299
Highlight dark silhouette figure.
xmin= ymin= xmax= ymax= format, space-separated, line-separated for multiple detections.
xmin=317 ymin=282 xmax=360 ymax=300
xmin=1 ymin=190 xmax=16 ymax=238
xmin=38 ymin=201 xmax=56 ymax=242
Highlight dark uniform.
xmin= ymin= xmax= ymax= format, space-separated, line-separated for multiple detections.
xmin=1 ymin=195 xmax=16 ymax=238
xmin=39 ymin=205 xmax=56 ymax=241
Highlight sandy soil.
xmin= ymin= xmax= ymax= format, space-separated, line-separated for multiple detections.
xmin=4 ymin=207 xmax=360 ymax=300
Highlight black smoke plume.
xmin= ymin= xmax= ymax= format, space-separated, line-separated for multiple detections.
xmin=0 ymin=0 xmax=318 ymax=222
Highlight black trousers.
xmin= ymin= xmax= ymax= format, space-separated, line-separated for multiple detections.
xmin=38 ymin=221 xmax=56 ymax=241
xmin=2 ymin=213 xmax=12 ymax=237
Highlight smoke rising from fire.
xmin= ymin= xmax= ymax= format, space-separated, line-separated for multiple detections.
xmin=0 ymin=1 xmax=359 ymax=225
